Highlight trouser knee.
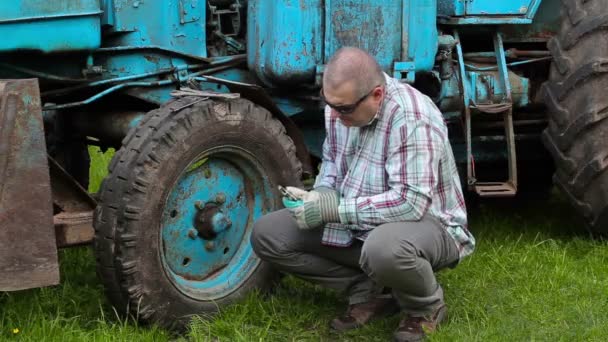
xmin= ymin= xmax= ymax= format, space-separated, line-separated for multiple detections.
xmin=360 ymin=231 xmax=417 ymax=284
xmin=250 ymin=213 xmax=277 ymax=260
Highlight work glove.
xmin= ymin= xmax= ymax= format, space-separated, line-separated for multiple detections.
xmin=281 ymin=186 xmax=340 ymax=230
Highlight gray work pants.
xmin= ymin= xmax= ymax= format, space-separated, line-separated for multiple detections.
xmin=250 ymin=209 xmax=460 ymax=316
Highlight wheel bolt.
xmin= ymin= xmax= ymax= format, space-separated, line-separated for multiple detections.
xmin=205 ymin=241 xmax=215 ymax=251
xmin=195 ymin=201 xmax=203 ymax=210
xmin=188 ymin=229 xmax=198 ymax=240
xmin=215 ymin=193 xmax=226 ymax=204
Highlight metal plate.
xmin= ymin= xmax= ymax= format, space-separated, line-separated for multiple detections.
xmin=0 ymin=79 xmax=59 ymax=291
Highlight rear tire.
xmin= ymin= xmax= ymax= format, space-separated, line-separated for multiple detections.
xmin=93 ymin=97 xmax=302 ymax=329
xmin=543 ymin=0 xmax=608 ymax=234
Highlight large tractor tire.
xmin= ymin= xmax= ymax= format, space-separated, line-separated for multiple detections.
xmin=543 ymin=0 xmax=608 ymax=234
xmin=93 ymin=96 xmax=302 ymax=329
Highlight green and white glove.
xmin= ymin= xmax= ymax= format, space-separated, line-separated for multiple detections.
xmin=283 ymin=186 xmax=340 ymax=230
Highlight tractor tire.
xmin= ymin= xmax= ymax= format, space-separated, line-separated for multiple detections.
xmin=543 ymin=0 xmax=608 ymax=234
xmin=93 ymin=96 xmax=302 ymax=329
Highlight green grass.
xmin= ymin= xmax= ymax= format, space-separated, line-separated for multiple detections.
xmin=0 ymin=147 xmax=606 ymax=341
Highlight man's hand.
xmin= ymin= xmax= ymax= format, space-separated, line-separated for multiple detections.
xmin=282 ymin=186 xmax=340 ymax=230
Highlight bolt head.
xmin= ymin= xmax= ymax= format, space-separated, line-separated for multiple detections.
xmin=215 ymin=193 xmax=226 ymax=204
xmin=205 ymin=241 xmax=215 ymax=251
xmin=188 ymin=229 xmax=198 ymax=239
xmin=195 ymin=201 xmax=203 ymax=210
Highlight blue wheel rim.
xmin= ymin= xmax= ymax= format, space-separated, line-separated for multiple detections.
xmin=160 ymin=146 xmax=274 ymax=300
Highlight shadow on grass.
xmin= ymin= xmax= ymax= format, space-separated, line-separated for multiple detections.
xmin=466 ymin=188 xmax=593 ymax=241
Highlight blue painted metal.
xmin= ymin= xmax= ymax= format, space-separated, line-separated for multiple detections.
xmin=325 ymin=0 xmax=403 ymax=74
xmin=248 ymin=0 xmax=433 ymax=86
xmin=438 ymin=0 xmax=542 ymax=25
xmin=440 ymin=16 xmax=535 ymax=25
xmin=453 ymin=31 xmax=474 ymax=185
xmin=466 ymin=0 xmax=537 ymax=16
xmin=0 ymin=1 xmax=101 ymax=52
xmin=43 ymin=80 xmax=174 ymax=110
xmin=438 ymin=69 xmax=530 ymax=113
xmin=248 ymin=0 xmax=411 ymax=85
xmin=0 ymin=0 xmax=560 ymax=112
xmin=160 ymin=149 xmax=273 ymax=299
xmin=103 ymin=0 xmax=207 ymax=57
xmin=247 ymin=0 xmax=323 ymax=86
xmin=400 ymin=0 xmax=438 ymax=75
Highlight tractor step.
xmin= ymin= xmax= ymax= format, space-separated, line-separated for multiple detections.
xmin=474 ymin=182 xmax=517 ymax=197
xmin=455 ymin=30 xmax=518 ymax=198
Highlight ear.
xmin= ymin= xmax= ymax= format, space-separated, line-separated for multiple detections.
xmin=372 ymin=86 xmax=384 ymax=102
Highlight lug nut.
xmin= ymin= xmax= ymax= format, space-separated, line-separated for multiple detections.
xmin=188 ymin=229 xmax=198 ymax=240
xmin=195 ymin=201 xmax=203 ymax=210
xmin=205 ymin=241 xmax=215 ymax=251
xmin=215 ymin=193 xmax=226 ymax=204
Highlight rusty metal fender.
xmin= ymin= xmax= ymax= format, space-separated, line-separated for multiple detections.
xmin=0 ymin=79 xmax=59 ymax=291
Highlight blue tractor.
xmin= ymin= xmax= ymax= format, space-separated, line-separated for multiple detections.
xmin=0 ymin=0 xmax=605 ymax=329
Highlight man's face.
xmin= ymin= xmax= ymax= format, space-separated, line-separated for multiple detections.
xmin=321 ymin=81 xmax=384 ymax=127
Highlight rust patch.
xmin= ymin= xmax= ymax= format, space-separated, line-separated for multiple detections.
xmin=144 ymin=55 xmax=161 ymax=64
xmin=0 ymin=79 xmax=59 ymax=291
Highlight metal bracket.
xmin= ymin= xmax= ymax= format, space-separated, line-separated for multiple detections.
xmin=455 ymin=30 xmax=518 ymax=197
xmin=393 ymin=61 xmax=416 ymax=83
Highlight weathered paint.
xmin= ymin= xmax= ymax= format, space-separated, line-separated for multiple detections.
xmin=248 ymin=0 xmax=429 ymax=85
xmin=105 ymin=0 xmax=207 ymax=57
xmin=160 ymin=148 xmax=273 ymax=299
xmin=0 ymin=0 xmax=101 ymax=52
xmin=400 ymin=0 xmax=439 ymax=75
xmin=247 ymin=0 xmax=323 ymax=86
xmin=467 ymin=0 xmax=537 ymax=16
xmin=325 ymin=0 xmax=403 ymax=73
xmin=0 ymin=79 xmax=59 ymax=291
xmin=438 ymin=0 xmax=542 ymax=24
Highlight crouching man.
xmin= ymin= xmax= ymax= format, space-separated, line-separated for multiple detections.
xmin=251 ymin=47 xmax=475 ymax=342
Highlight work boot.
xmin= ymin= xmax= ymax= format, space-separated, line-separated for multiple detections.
xmin=393 ymin=304 xmax=447 ymax=342
xmin=330 ymin=297 xmax=399 ymax=332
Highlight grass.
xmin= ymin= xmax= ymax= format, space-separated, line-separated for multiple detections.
xmin=0 ymin=147 xmax=606 ymax=341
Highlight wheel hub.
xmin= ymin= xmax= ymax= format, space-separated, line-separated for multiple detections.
xmin=159 ymin=148 xmax=273 ymax=300
xmin=194 ymin=201 xmax=232 ymax=240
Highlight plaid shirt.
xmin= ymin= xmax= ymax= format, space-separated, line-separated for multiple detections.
xmin=314 ymin=74 xmax=475 ymax=260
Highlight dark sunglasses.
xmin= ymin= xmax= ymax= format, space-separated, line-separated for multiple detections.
xmin=320 ymin=86 xmax=378 ymax=115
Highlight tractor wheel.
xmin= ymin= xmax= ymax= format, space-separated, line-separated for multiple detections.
xmin=543 ymin=0 xmax=608 ymax=234
xmin=93 ymin=96 xmax=302 ymax=329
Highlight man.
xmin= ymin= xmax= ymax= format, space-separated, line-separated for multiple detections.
xmin=251 ymin=47 xmax=475 ymax=341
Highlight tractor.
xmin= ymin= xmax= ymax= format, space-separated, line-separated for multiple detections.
xmin=1 ymin=0 xmax=605 ymax=329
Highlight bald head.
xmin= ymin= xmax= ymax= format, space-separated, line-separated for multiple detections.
xmin=323 ymin=47 xmax=386 ymax=98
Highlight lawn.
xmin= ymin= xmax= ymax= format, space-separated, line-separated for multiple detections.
xmin=0 ymin=147 xmax=606 ymax=341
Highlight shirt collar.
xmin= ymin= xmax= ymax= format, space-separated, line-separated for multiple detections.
xmin=363 ymin=76 xmax=391 ymax=126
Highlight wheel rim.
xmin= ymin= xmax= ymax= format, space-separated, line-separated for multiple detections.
xmin=160 ymin=146 xmax=274 ymax=300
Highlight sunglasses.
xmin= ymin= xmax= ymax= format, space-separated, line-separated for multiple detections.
xmin=319 ymin=86 xmax=378 ymax=115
